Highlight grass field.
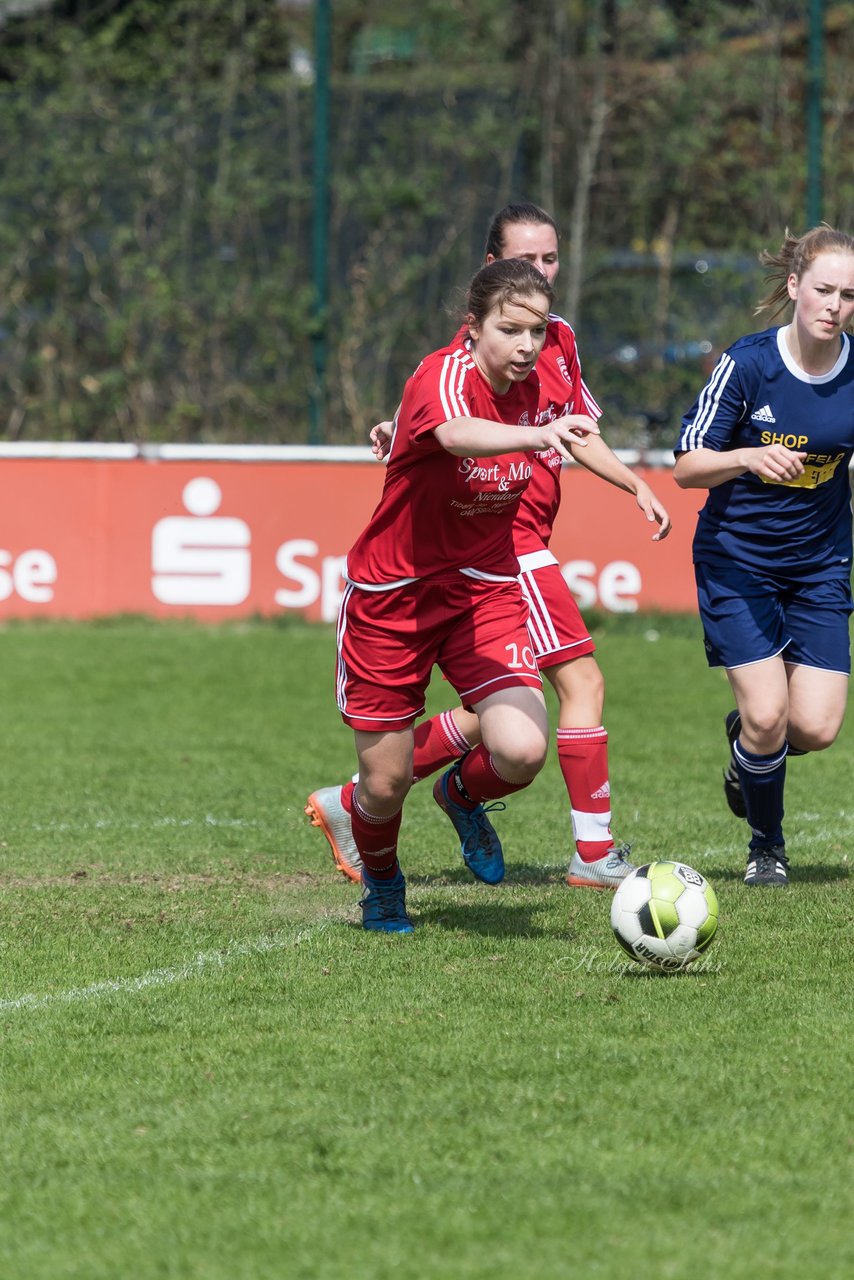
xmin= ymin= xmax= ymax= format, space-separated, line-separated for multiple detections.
xmin=0 ymin=616 xmax=851 ymax=1279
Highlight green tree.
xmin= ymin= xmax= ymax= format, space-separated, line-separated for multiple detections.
xmin=0 ymin=0 xmax=850 ymax=444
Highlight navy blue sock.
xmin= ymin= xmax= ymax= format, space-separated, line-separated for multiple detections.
xmin=733 ymin=739 xmax=787 ymax=851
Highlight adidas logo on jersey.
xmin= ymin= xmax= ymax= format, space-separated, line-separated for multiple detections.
xmin=751 ymin=404 xmax=776 ymax=423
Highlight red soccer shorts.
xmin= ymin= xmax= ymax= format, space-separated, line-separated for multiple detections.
xmin=336 ymin=575 xmax=543 ymax=732
xmin=517 ymin=550 xmax=596 ymax=670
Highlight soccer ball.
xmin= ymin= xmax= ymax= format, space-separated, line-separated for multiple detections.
xmin=610 ymin=861 xmax=718 ymax=971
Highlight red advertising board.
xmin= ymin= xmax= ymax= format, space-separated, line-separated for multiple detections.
xmin=0 ymin=445 xmax=704 ymax=621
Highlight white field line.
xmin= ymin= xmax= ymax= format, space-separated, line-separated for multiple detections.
xmin=8 ymin=815 xmax=266 ymax=833
xmin=0 ymin=919 xmax=335 ymax=1015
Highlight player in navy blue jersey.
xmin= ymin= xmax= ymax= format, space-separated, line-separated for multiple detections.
xmin=674 ymin=224 xmax=854 ymax=886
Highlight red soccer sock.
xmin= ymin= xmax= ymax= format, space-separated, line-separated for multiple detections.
xmin=556 ymin=726 xmax=614 ymax=861
xmin=456 ymin=743 xmax=530 ymax=805
xmin=351 ymin=788 xmax=403 ymax=880
xmin=412 ymin=709 xmax=474 ymax=782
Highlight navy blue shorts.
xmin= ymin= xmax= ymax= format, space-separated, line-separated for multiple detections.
xmin=695 ymin=560 xmax=853 ymax=674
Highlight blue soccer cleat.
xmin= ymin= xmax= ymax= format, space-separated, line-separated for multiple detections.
xmin=359 ymin=868 xmax=414 ymax=933
xmin=433 ymin=765 xmax=505 ymax=884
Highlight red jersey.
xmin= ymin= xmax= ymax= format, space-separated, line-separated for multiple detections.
xmin=346 ymin=342 xmax=539 ymax=588
xmin=513 ymin=315 xmax=601 ymax=554
xmin=448 ymin=316 xmax=601 ymax=555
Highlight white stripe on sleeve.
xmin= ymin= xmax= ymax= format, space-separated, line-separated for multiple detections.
xmin=683 ymin=353 xmax=736 ymax=450
xmin=438 ymin=352 xmax=473 ymax=422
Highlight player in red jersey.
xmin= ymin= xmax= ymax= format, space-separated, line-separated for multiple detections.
xmin=307 ymin=205 xmax=671 ymax=895
xmin=324 ymin=257 xmax=600 ymax=932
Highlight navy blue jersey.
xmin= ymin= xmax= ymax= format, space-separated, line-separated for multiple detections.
xmin=675 ymin=326 xmax=854 ymax=582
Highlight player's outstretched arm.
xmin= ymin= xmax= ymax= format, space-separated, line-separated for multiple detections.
xmin=568 ymin=434 xmax=672 ymax=540
xmin=435 ymin=415 xmax=599 ymax=460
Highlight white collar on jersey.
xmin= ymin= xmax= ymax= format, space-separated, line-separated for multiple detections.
xmin=777 ymin=324 xmax=850 ymax=384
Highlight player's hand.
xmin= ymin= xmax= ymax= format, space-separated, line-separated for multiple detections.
xmin=370 ymin=420 xmax=393 ymax=461
xmin=537 ymin=414 xmax=601 ymax=461
xmin=747 ymin=444 xmax=807 ymax=483
xmin=634 ymin=482 xmax=672 ymax=541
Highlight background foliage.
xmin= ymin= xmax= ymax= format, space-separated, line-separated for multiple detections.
xmin=0 ymin=0 xmax=852 ymax=445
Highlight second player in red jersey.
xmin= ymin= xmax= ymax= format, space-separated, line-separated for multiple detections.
xmin=510 ymin=313 xmax=602 ymax=554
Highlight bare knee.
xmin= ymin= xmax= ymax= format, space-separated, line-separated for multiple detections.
xmin=476 ymin=687 xmax=549 ymax=783
xmin=357 ymin=753 xmax=412 ymax=813
xmin=490 ymin=734 xmax=548 ymax=784
xmin=740 ymin=707 xmax=788 ymax=752
xmin=354 ymin=728 xmax=413 ymax=815
xmin=357 ymin=770 xmax=410 ymax=814
xmin=789 ymin=723 xmax=840 ymax=753
xmin=785 ymin=668 xmax=848 ymax=756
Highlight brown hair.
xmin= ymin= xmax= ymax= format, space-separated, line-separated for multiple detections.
xmin=483 ymin=203 xmax=559 ymax=262
xmin=466 ymin=258 xmax=553 ymax=326
xmin=755 ymin=223 xmax=854 ymax=320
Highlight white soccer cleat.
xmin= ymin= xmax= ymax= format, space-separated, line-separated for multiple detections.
xmin=305 ymin=785 xmax=363 ymax=883
xmin=566 ymin=844 xmax=635 ymax=890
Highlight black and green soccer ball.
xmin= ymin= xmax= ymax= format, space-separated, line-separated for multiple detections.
xmin=610 ymin=861 xmax=718 ymax=971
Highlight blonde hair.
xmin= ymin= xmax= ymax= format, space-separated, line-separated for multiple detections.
xmin=755 ymin=223 xmax=854 ymax=321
